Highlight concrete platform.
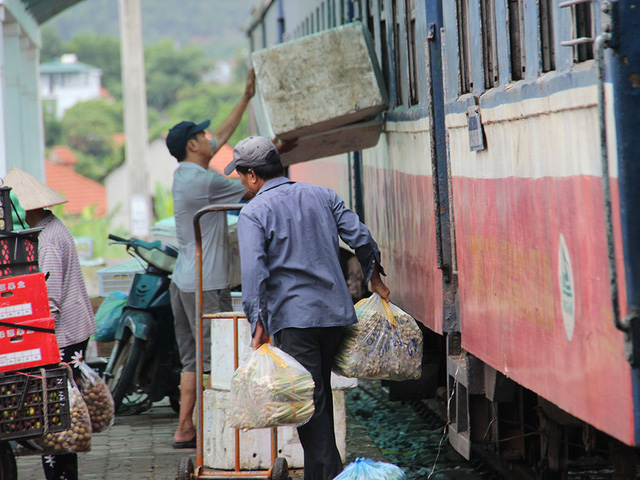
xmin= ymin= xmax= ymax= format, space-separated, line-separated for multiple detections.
xmin=14 ymin=396 xmax=382 ymax=479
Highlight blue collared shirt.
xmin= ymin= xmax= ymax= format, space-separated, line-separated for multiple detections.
xmin=238 ymin=176 xmax=384 ymax=337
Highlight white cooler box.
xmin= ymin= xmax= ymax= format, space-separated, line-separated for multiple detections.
xmin=203 ymin=388 xmax=346 ymax=470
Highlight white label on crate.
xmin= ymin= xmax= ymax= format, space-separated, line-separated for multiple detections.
xmin=0 ymin=348 xmax=42 ymax=366
xmin=0 ymin=302 xmax=33 ymax=319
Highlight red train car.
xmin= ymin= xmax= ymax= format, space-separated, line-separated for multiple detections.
xmin=247 ymin=0 xmax=640 ymax=476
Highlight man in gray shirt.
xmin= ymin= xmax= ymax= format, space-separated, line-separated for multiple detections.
xmin=225 ymin=136 xmax=390 ymax=480
xmin=165 ymin=70 xmax=255 ymax=448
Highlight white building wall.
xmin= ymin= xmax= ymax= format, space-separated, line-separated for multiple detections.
xmin=40 ymin=69 xmax=102 ymax=120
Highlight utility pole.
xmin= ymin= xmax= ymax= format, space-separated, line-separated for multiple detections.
xmin=118 ymin=0 xmax=150 ymax=237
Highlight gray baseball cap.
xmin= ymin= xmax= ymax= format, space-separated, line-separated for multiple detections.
xmin=224 ymin=136 xmax=280 ymax=175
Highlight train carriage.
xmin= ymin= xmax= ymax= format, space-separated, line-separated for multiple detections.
xmin=247 ymin=0 xmax=640 ymax=476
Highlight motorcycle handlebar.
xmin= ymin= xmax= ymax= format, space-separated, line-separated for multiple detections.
xmin=108 ymin=234 xmax=129 ymax=243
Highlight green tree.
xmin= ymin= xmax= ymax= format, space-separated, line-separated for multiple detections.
xmin=43 ymin=99 xmax=62 ymax=147
xmin=61 ymin=99 xmax=124 ymax=181
xmin=144 ymin=40 xmax=210 ymax=111
xmin=159 ymin=81 xmax=251 ymax=145
xmin=40 ymin=25 xmax=66 ymax=63
xmin=66 ymin=34 xmax=122 ymax=99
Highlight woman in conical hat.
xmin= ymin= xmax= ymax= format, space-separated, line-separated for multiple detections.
xmin=3 ymin=167 xmax=97 ymax=480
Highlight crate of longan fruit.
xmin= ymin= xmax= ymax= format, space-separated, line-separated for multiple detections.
xmin=0 ymin=365 xmax=70 ymax=441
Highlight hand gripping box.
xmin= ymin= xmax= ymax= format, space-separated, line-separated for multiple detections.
xmin=0 ymin=273 xmax=50 ymax=322
xmin=0 ymin=318 xmax=61 ymax=373
xmin=251 ymin=22 xmax=388 ymax=141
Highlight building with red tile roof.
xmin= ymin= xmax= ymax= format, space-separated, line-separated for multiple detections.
xmin=46 ymin=146 xmax=107 ymax=216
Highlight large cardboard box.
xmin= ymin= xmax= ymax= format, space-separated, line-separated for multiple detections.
xmin=0 ymin=318 xmax=61 ymax=373
xmin=252 ymin=22 xmax=388 ymax=141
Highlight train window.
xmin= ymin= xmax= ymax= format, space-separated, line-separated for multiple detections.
xmin=405 ymin=0 xmax=419 ymax=105
xmin=508 ymin=0 xmax=526 ymax=81
xmin=367 ymin=0 xmax=376 ymax=40
xmin=539 ymin=0 xmax=556 ymax=72
xmin=392 ymin=0 xmax=403 ymax=104
xmin=574 ymin=1 xmax=594 ymax=62
xmin=480 ymin=0 xmax=499 ymax=88
xmin=380 ymin=3 xmax=391 ymax=96
xmin=456 ymin=0 xmax=473 ymax=94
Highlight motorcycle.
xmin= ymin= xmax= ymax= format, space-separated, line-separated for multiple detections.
xmin=102 ymin=234 xmax=182 ymax=414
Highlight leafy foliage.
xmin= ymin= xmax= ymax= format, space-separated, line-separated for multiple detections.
xmin=40 ymin=26 xmax=66 ymax=63
xmin=61 ymin=100 xmax=124 ymax=181
xmin=144 ymin=40 xmax=210 ymax=111
xmin=47 ymin=0 xmax=262 ymax=59
xmin=153 ymin=182 xmax=173 ymax=221
xmin=52 ymin=204 xmax=128 ymax=261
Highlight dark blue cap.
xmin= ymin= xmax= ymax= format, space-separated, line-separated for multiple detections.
xmin=166 ymin=120 xmax=211 ymax=160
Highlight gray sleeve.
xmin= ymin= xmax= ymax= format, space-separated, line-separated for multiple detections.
xmin=207 ymin=170 xmax=246 ymax=204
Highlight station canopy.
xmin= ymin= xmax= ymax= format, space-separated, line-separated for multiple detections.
xmin=21 ymin=0 xmax=85 ymax=24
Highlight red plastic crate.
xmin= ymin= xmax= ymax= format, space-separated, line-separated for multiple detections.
xmin=0 ymin=318 xmax=61 ymax=373
xmin=0 ymin=273 xmax=50 ymax=322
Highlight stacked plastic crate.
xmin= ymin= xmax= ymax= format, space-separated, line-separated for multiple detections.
xmin=0 ymin=186 xmax=68 ymax=441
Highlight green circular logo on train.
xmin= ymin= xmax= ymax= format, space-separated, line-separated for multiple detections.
xmin=558 ymin=234 xmax=575 ymax=341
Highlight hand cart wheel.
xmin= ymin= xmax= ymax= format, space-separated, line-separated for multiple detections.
xmin=268 ymin=457 xmax=289 ymax=480
xmin=177 ymin=456 xmax=194 ymax=480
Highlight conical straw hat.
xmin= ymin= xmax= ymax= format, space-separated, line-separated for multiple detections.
xmin=2 ymin=167 xmax=68 ymax=211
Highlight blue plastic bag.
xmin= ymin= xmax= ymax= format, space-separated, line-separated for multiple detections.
xmin=94 ymin=291 xmax=127 ymax=342
xmin=333 ymin=458 xmax=407 ymax=480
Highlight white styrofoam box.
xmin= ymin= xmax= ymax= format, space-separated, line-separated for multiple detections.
xmin=210 ymin=312 xmax=358 ymax=391
xmin=203 ymin=388 xmax=346 ymax=470
xmin=279 ymin=116 xmax=383 ymax=166
xmin=96 ymin=258 xmax=145 ymax=296
xmin=251 ymin=22 xmax=388 ymax=141
xmin=210 ymin=314 xmax=253 ymax=391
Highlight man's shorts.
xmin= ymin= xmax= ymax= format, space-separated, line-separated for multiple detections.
xmin=170 ymin=283 xmax=232 ymax=373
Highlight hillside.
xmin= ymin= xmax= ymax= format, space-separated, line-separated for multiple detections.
xmin=46 ymin=0 xmax=265 ymax=59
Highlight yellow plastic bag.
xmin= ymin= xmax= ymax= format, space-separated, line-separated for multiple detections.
xmin=333 ymin=293 xmax=423 ymax=380
xmin=227 ymin=344 xmax=315 ymax=430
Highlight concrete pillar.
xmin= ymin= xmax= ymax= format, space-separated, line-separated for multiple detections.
xmin=0 ymin=6 xmax=7 ymax=177
xmin=19 ymin=34 xmax=43 ymax=179
xmin=3 ymin=21 xmax=23 ymax=174
xmin=118 ymin=0 xmax=151 ymax=237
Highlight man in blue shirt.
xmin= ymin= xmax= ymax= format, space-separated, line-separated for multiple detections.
xmin=225 ymin=136 xmax=390 ymax=480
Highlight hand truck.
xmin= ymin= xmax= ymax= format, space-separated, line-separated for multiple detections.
xmin=177 ymin=204 xmax=290 ymax=480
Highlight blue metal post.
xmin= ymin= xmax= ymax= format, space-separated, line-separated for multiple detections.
xmin=608 ymin=0 xmax=640 ymax=444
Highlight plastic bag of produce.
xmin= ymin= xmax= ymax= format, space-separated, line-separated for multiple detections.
xmin=334 ymin=457 xmax=407 ymax=480
xmin=228 ymin=344 xmax=315 ymax=430
xmin=14 ymin=376 xmax=92 ymax=456
xmin=333 ymin=293 xmax=423 ymax=380
xmin=75 ymin=361 xmax=115 ymax=433
xmin=94 ymin=291 xmax=127 ymax=342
